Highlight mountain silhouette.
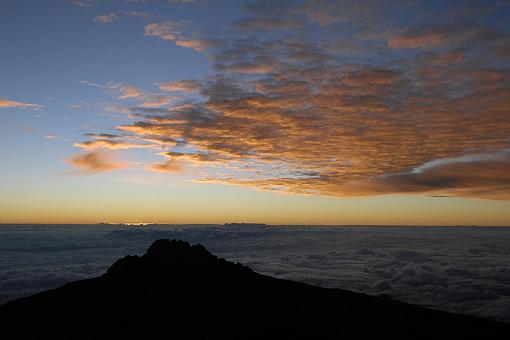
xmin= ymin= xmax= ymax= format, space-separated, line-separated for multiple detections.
xmin=1 ymin=239 xmax=508 ymax=339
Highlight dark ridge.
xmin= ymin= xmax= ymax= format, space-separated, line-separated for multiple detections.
xmin=1 ymin=239 xmax=508 ymax=340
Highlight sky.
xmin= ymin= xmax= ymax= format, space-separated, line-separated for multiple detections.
xmin=1 ymin=0 xmax=510 ymax=225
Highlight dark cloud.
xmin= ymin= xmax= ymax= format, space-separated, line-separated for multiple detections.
xmin=389 ymin=22 xmax=503 ymax=49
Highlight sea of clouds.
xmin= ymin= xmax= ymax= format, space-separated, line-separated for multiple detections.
xmin=1 ymin=224 xmax=509 ymax=322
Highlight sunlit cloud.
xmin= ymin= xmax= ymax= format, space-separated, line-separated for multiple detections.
xmin=159 ymin=80 xmax=201 ymax=92
xmin=0 ymin=97 xmax=43 ymax=110
xmin=138 ymin=94 xmax=175 ymax=108
xmin=78 ymin=80 xmax=106 ymax=88
xmin=175 ymin=39 xmax=220 ymax=52
xmin=74 ymin=0 xmax=510 ymax=199
xmin=144 ymin=20 xmax=219 ymax=52
xmin=94 ymin=11 xmax=149 ymax=24
xmin=148 ymin=160 xmax=183 ymax=173
xmin=389 ymin=23 xmax=500 ymax=49
xmin=67 ymin=151 xmax=126 ymax=173
xmin=211 ymin=150 xmax=510 ymax=199
xmin=73 ymin=139 xmax=155 ymax=150
xmin=94 ymin=13 xmax=119 ymax=24
xmin=81 ymin=82 xmax=175 ymax=109
xmin=109 ymin=83 xmax=144 ymax=100
xmin=144 ymin=20 xmax=181 ymax=41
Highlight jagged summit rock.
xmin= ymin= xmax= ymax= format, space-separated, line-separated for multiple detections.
xmin=105 ymin=239 xmax=253 ymax=282
xmin=106 ymin=239 xmax=223 ymax=275
xmin=1 ymin=239 xmax=509 ymax=340
xmin=145 ymin=239 xmax=210 ymax=258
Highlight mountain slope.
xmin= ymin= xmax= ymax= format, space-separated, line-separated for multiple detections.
xmin=1 ymin=239 xmax=508 ymax=339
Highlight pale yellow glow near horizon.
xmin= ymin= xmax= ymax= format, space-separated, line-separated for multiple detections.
xmin=2 ymin=179 xmax=510 ymax=225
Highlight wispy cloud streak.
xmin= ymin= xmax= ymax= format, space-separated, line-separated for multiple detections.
xmin=0 ymin=97 xmax=43 ymax=110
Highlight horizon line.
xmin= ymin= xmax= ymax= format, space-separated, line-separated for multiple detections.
xmin=1 ymin=222 xmax=510 ymax=228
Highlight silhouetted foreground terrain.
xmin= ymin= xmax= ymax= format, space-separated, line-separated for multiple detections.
xmin=1 ymin=240 xmax=509 ymax=339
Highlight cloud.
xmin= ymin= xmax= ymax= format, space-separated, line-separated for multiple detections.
xmin=389 ymin=22 xmax=500 ymax=49
xmin=94 ymin=11 xmax=149 ymax=24
xmin=76 ymin=0 xmax=510 ymax=199
xmin=67 ymin=151 xmax=126 ymax=173
xmin=148 ymin=160 xmax=183 ymax=173
xmin=0 ymin=97 xmax=43 ymax=110
xmin=144 ymin=21 xmax=218 ymax=52
xmin=78 ymin=80 xmax=106 ymax=88
xmin=85 ymin=133 xmax=124 ymax=139
xmin=73 ymin=139 xmax=156 ymax=150
xmin=175 ymin=39 xmax=220 ymax=52
xmin=109 ymin=83 xmax=144 ymax=100
xmin=279 ymin=149 xmax=510 ymax=199
xmin=138 ymin=94 xmax=175 ymax=108
xmin=95 ymin=57 xmax=509 ymax=198
xmin=124 ymin=11 xmax=149 ymax=19
xmin=94 ymin=13 xmax=119 ymax=24
xmin=144 ymin=20 xmax=181 ymax=41
xmin=363 ymin=150 xmax=510 ymax=198
xmin=100 ymin=83 xmax=175 ymax=108
xmin=159 ymin=80 xmax=202 ymax=92
xmin=219 ymin=62 xmax=275 ymax=74
xmin=68 ymin=0 xmax=100 ymax=7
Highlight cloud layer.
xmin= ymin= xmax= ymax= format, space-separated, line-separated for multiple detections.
xmin=73 ymin=0 xmax=510 ymax=199
xmin=1 ymin=224 xmax=509 ymax=322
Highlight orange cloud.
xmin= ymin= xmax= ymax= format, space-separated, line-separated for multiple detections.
xmin=67 ymin=151 xmax=126 ymax=173
xmin=144 ymin=21 xmax=181 ymax=41
xmin=75 ymin=1 xmax=510 ymax=199
xmin=0 ymin=97 xmax=42 ymax=109
xmin=73 ymin=139 xmax=156 ymax=150
xmin=389 ymin=23 xmax=497 ymax=49
xmin=175 ymin=39 xmax=219 ymax=52
xmin=105 ymin=83 xmax=175 ymax=108
xmin=148 ymin=160 xmax=183 ymax=173
xmin=95 ymin=59 xmax=509 ymax=199
xmin=144 ymin=21 xmax=218 ymax=52
xmin=159 ymin=80 xmax=201 ymax=93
